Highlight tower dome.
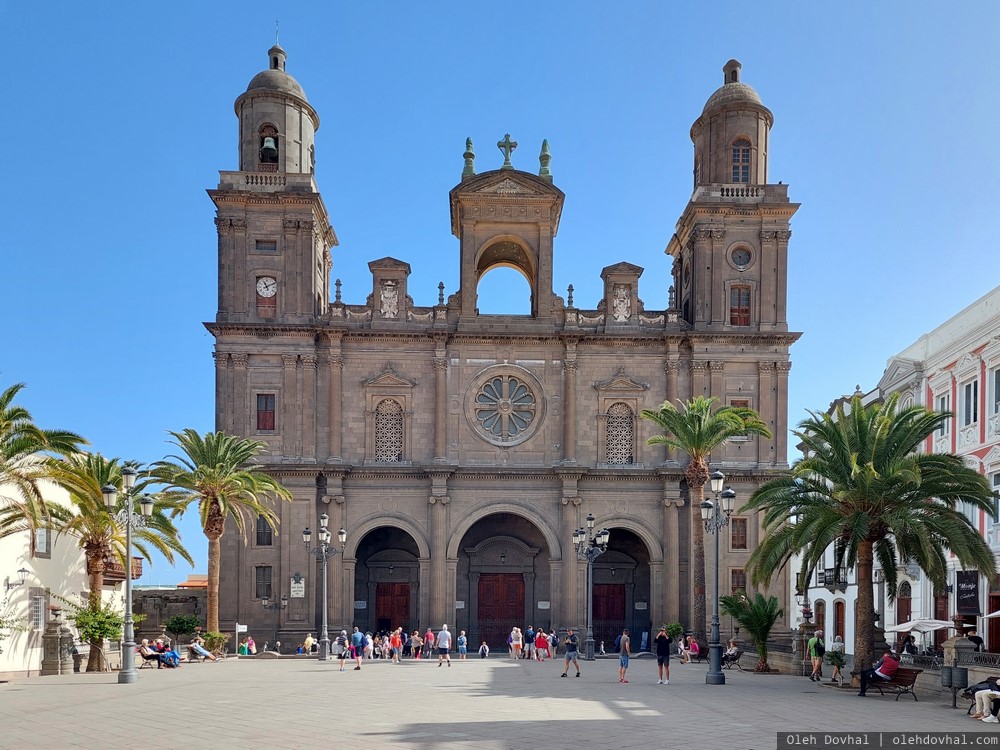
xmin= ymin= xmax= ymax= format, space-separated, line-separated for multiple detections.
xmin=245 ymin=44 xmax=309 ymax=102
xmin=690 ymin=60 xmax=773 ymax=187
xmin=701 ymin=60 xmax=764 ymax=114
xmin=233 ymin=45 xmax=319 ymax=174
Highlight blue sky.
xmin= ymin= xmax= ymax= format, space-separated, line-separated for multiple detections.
xmin=4 ymin=2 xmax=999 ymax=584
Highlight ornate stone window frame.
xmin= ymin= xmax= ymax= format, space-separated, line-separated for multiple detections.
xmin=363 ymin=363 xmax=416 ymax=465
xmin=723 ymin=279 xmax=757 ymax=328
xmin=594 ymin=368 xmax=648 ymax=467
xmin=731 ymin=137 xmax=752 ymax=184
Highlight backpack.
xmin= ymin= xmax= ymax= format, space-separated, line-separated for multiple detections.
xmin=813 ymin=638 xmax=825 ymax=657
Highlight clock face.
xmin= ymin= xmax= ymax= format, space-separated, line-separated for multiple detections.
xmin=256 ymin=276 xmax=277 ymax=298
xmin=731 ymin=247 xmax=752 ymax=268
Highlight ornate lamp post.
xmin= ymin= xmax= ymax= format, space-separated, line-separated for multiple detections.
xmin=303 ymin=513 xmax=346 ymax=661
xmin=101 ymin=468 xmax=153 ymax=684
xmin=573 ymin=513 xmax=610 ymax=661
xmin=261 ymin=592 xmax=288 ymax=652
xmin=699 ymin=470 xmax=736 ymax=686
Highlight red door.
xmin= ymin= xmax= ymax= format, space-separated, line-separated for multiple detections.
xmin=593 ymin=584 xmax=626 ymax=649
xmin=376 ymin=582 xmax=410 ymax=632
xmin=478 ymin=574 xmax=524 ymax=651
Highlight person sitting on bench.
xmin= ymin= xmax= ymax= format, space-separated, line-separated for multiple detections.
xmin=188 ymin=634 xmax=219 ymax=662
xmin=722 ymin=640 xmax=741 ymax=666
xmin=858 ymin=650 xmax=899 ymax=696
xmin=971 ymin=677 xmax=1000 ymax=721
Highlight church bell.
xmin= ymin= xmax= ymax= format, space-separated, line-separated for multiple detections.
xmin=260 ymin=137 xmax=278 ymax=160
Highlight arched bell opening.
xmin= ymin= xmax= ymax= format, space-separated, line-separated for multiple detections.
xmin=475 ymin=239 xmax=537 ymax=316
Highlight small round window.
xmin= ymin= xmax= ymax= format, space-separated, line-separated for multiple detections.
xmin=730 ymin=246 xmax=752 ymax=270
xmin=465 ymin=365 xmax=544 ymax=446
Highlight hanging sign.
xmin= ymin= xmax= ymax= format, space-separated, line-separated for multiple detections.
xmin=956 ymin=570 xmax=981 ymax=615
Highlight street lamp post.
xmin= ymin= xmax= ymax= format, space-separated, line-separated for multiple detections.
xmin=700 ymin=470 xmax=736 ymax=686
xmin=573 ymin=513 xmax=610 ymax=661
xmin=303 ymin=513 xmax=346 ymax=661
xmin=261 ymin=593 xmax=288 ymax=652
xmin=101 ymin=468 xmax=154 ymax=685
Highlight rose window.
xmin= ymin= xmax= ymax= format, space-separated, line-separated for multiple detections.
xmin=474 ymin=375 xmax=537 ymax=443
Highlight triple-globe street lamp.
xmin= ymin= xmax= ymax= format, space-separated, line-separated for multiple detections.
xmin=573 ymin=514 xmax=610 ymax=661
xmin=303 ymin=513 xmax=346 ymax=661
xmin=700 ymin=470 xmax=736 ymax=686
xmin=101 ymin=467 xmax=154 ymax=685
xmin=261 ymin=592 xmax=288 ymax=652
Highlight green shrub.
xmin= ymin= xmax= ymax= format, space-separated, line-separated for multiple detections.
xmin=202 ymin=631 xmax=230 ymax=655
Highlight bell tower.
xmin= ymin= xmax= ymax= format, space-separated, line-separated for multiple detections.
xmin=209 ymin=45 xmax=336 ymax=325
xmin=667 ymin=59 xmax=797 ymax=333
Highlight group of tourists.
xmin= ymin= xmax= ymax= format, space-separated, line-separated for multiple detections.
xmin=506 ymin=626 xmax=557 ymax=660
xmin=332 ymin=624 xmax=470 ymax=670
xmin=139 ymin=638 xmax=181 ymax=668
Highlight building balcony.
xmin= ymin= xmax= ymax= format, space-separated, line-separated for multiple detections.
xmin=821 ymin=569 xmax=848 ymax=592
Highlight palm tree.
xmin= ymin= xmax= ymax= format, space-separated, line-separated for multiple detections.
xmin=743 ymin=393 xmax=997 ymax=675
xmin=641 ymin=396 xmax=771 ymax=642
xmin=0 ymin=382 xmax=86 ymax=540
xmin=719 ymin=591 xmax=783 ymax=672
xmin=150 ymin=430 xmax=292 ymax=632
xmin=1 ymin=453 xmax=193 ymax=671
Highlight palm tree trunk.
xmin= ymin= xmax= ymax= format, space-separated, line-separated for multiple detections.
xmin=85 ymin=553 xmax=106 ymax=673
xmin=854 ymin=540 xmax=876 ymax=685
xmin=207 ymin=533 xmax=221 ymax=632
xmin=690 ymin=481 xmax=707 ymax=644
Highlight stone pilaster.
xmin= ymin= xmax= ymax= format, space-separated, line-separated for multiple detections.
xmin=429 ymin=494 xmax=449 ymax=626
xmin=433 ymin=350 xmax=448 ymax=461
xmin=560 ymin=496 xmax=581 ymax=630
xmin=563 ymin=340 xmax=579 ymax=464
xmin=690 ymin=360 xmax=708 ymax=399
xmin=663 ymin=359 xmax=680 ymax=463
xmin=301 ymin=355 xmax=317 ymax=461
xmin=231 ymin=353 xmax=248 ymax=436
xmin=775 ymin=361 xmax=792 ymax=465
xmin=281 ymin=354 xmax=297 ymax=459
xmin=662 ymin=495 xmax=684 ymax=625
xmin=327 ymin=345 xmax=343 ymax=462
xmin=213 ymin=351 xmax=229 ymax=432
xmin=709 ymin=360 xmax=725 ymax=399
xmin=757 ymin=361 xmax=776 ymax=465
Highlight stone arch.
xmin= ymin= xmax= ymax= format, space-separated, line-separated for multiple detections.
xmin=475 ymin=234 xmax=537 ymax=285
xmin=344 ymin=512 xmax=431 ymax=560
xmin=446 ymin=501 xmax=562 ymax=561
xmin=589 ymin=513 xmax=663 ymax=563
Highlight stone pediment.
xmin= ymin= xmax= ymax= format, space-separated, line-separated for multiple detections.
xmin=368 ymin=257 xmax=412 ymax=273
xmin=452 ymin=169 xmax=564 ymax=200
xmin=877 ymin=357 xmax=919 ymax=390
xmin=362 ymin=363 xmax=417 ymax=389
xmin=594 ymin=367 xmax=649 ymax=393
xmin=601 ymin=262 xmax=645 ymax=278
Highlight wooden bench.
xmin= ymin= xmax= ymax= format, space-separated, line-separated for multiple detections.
xmin=871 ymin=667 xmax=923 ymax=701
xmin=722 ymin=649 xmax=744 ymax=671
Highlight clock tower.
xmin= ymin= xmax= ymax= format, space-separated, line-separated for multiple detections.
xmin=209 ymin=44 xmax=336 ymax=327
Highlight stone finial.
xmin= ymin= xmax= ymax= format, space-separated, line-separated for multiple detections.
xmin=668 ymin=284 xmax=676 ymax=309
xmin=438 ymin=282 xmax=445 ymax=306
xmin=567 ymin=284 xmax=574 ymax=307
xmin=334 ymin=278 xmax=342 ymax=303
xmin=462 ymin=138 xmax=476 ymax=180
xmin=497 ymin=134 xmax=517 ymax=170
xmin=538 ymin=139 xmax=552 ymax=182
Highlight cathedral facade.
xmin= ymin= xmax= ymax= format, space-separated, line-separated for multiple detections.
xmin=209 ymin=48 xmax=799 ymax=649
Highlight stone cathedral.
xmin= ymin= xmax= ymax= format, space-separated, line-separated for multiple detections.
xmin=210 ymin=47 xmax=799 ymax=649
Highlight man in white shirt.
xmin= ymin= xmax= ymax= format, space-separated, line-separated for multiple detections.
xmin=437 ymin=624 xmax=453 ymax=667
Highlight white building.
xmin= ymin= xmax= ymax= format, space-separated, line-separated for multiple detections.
xmin=0 ymin=479 xmax=121 ymax=680
xmin=793 ymin=284 xmax=1000 ymax=655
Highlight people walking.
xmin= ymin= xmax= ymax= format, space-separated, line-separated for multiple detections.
xmin=618 ymin=628 xmax=631 ymax=683
xmin=457 ymin=630 xmax=468 ymax=659
xmin=336 ymin=630 xmax=349 ymax=671
xmin=479 ymin=641 xmax=489 ymax=658
xmin=561 ymin=628 xmax=581 ymax=677
xmin=390 ymin=628 xmax=403 ymax=663
xmin=437 ymin=624 xmax=452 ymax=666
xmin=807 ymin=629 xmax=825 ymax=681
xmin=535 ymin=628 xmax=549 ymax=661
xmin=350 ymin=627 xmax=365 ymax=670
xmin=654 ymin=625 xmax=672 ymax=684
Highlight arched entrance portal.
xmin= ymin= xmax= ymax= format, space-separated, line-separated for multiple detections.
xmin=592 ymin=528 xmax=653 ymax=652
xmin=354 ymin=527 xmax=420 ymax=633
xmin=456 ymin=512 xmax=551 ymax=652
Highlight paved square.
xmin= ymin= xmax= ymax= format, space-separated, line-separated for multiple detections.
xmin=0 ymin=656 xmax=990 ymax=749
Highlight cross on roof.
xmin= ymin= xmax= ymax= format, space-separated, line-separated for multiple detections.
xmin=497 ymin=134 xmax=518 ymax=170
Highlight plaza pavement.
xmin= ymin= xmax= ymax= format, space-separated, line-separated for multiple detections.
xmin=0 ymin=654 xmax=991 ymax=750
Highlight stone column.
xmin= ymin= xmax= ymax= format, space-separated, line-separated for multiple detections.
xmin=663 ymin=359 xmax=679 ymax=463
xmin=690 ymin=360 xmax=708 ymax=398
xmin=283 ymin=219 xmax=300 ymax=318
xmin=282 ymin=354 xmax=297 ymax=460
xmin=709 ymin=360 xmax=725 ymax=399
xmin=775 ymin=362 xmax=792 ymax=466
xmin=232 ymin=353 xmax=249 ymax=436
xmin=433 ymin=350 xmax=448 ymax=461
xmin=213 ymin=351 xmax=229 ymax=432
xmin=330 ymin=495 xmax=347 ymax=626
xmin=757 ymin=362 xmax=776 ymax=465
xmin=302 ymin=355 xmax=317 ymax=462
xmin=327 ymin=343 xmax=344 ymax=462
xmin=560 ymin=497 xmax=581 ymax=629
xmin=563 ymin=340 xmax=579 ymax=464
xmin=775 ymin=230 xmax=791 ymax=328
xmin=662 ymin=496 xmax=683 ymax=624
xmin=429 ymin=495 xmax=449 ymax=627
